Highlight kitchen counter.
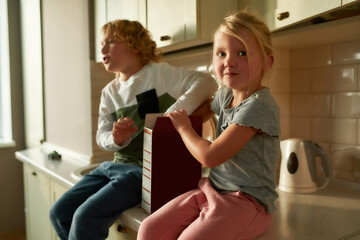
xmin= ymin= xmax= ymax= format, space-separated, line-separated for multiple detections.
xmin=16 ymin=147 xmax=360 ymax=239
xmin=259 ymin=181 xmax=360 ymax=240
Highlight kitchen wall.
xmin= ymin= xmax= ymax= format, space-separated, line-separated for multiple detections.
xmin=42 ymin=0 xmax=92 ymax=159
xmin=289 ymin=39 xmax=360 ymax=182
xmin=91 ymin=18 xmax=360 ymax=183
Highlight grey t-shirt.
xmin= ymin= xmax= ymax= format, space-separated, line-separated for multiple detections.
xmin=209 ymin=87 xmax=280 ymax=213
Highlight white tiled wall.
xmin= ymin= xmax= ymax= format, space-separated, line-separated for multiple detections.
xmin=289 ymin=39 xmax=360 ymax=182
xmin=90 ymin=39 xmax=360 ymax=182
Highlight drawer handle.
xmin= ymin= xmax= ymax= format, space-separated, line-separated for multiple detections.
xmin=160 ymin=35 xmax=171 ymax=41
xmin=277 ymin=12 xmax=290 ymax=21
xmin=32 ymin=172 xmax=37 ymax=176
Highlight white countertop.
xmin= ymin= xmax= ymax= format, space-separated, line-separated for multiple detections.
xmin=260 ymin=182 xmax=360 ymax=239
xmin=16 ymin=147 xmax=360 ymax=239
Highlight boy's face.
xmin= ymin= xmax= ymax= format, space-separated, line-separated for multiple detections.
xmin=100 ymin=32 xmax=142 ymax=77
xmin=212 ymin=30 xmax=271 ymax=94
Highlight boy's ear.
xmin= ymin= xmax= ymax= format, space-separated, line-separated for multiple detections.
xmin=263 ymin=54 xmax=274 ymax=72
xmin=131 ymin=47 xmax=140 ymax=54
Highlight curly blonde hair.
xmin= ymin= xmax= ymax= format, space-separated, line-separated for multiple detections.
xmin=101 ymin=19 xmax=162 ymax=65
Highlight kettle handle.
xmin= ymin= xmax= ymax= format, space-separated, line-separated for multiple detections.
xmin=311 ymin=143 xmax=331 ymax=177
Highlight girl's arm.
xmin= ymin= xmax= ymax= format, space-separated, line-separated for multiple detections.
xmin=167 ymin=110 xmax=256 ymax=168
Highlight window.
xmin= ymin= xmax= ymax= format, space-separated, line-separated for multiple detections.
xmin=0 ymin=0 xmax=15 ymax=147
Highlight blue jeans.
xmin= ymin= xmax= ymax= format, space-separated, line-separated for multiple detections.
xmin=49 ymin=161 xmax=142 ymax=240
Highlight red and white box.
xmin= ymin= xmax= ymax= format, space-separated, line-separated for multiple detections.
xmin=141 ymin=113 xmax=202 ymax=214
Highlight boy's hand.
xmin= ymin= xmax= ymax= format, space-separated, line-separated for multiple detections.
xmin=165 ymin=110 xmax=192 ymax=133
xmin=112 ymin=117 xmax=138 ymax=145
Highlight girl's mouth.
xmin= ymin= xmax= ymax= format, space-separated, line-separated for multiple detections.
xmin=224 ymin=72 xmax=238 ymax=76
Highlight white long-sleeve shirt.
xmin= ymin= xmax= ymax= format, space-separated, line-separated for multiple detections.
xmin=96 ymin=62 xmax=218 ymax=165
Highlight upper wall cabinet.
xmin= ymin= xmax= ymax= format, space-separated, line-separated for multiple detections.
xmin=94 ymin=0 xmax=238 ymax=60
xmin=343 ymin=0 xmax=359 ymax=4
xmin=238 ymin=0 xmax=277 ymax=31
xmin=274 ymin=0 xmax=341 ymax=30
xmin=242 ymin=0 xmax=360 ymax=32
xmin=147 ymin=0 xmax=238 ymax=52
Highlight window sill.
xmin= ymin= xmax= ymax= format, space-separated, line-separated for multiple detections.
xmin=0 ymin=139 xmax=16 ymax=148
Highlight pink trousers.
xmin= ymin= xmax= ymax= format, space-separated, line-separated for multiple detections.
xmin=137 ymin=178 xmax=272 ymax=240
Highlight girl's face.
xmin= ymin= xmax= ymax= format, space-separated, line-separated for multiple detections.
xmin=213 ymin=29 xmax=272 ymax=95
xmin=100 ymin=32 xmax=142 ymax=79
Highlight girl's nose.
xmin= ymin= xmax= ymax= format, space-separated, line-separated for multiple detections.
xmin=224 ymin=55 xmax=235 ymax=68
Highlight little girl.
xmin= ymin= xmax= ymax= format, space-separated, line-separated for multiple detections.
xmin=137 ymin=11 xmax=280 ymax=240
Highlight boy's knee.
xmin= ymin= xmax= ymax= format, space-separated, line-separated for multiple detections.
xmin=49 ymin=201 xmax=62 ymax=222
xmin=72 ymin=205 xmax=93 ymax=227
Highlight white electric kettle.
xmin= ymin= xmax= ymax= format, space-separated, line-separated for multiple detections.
xmin=278 ymin=138 xmax=331 ymax=193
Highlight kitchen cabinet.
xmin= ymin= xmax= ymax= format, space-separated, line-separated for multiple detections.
xmin=343 ymin=0 xmax=359 ymax=4
xmin=50 ymin=180 xmax=67 ymax=240
xmin=23 ymin=164 xmax=53 ymax=240
xmin=22 ymin=162 xmax=136 ymax=240
xmin=106 ymin=0 xmax=146 ymax=23
xmin=93 ymin=0 xmax=238 ymax=60
xmin=23 ymin=164 xmax=69 ymax=240
xmin=147 ymin=0 xmax=238 ymax=52
xmin=272 ymin=0 xmax=360 ymax=31
xmin=274 ymin=0 xmax=341 ymax=30
xmin=238 ymin=0 xmax=277 ymax=31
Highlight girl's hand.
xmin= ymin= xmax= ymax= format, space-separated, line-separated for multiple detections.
xmin=112 ymin=117 xmax=138 ymax=145
xmin=165 ymin=109 xmax=192 ymax=133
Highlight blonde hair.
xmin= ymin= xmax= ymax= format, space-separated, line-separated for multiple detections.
xmin=101 ymin=19 xmax=162 ymax=65
xmin=217 ymin=11 xmax=272 ymax=64
xmin=214 ymin=11 xmax=274 ymax=88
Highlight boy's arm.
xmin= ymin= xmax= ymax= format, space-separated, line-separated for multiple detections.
xmin=164 ymin=64 xmax=218 ymax=115
xmin=96 ymin=91 xmax=133 ymax=151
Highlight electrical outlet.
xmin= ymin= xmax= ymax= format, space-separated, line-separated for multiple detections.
xmin=353 ymin=158 xmax=360 ymax=179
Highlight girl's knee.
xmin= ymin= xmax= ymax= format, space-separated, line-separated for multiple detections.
xmin=138 ymin=217 xmax=158 ymax=239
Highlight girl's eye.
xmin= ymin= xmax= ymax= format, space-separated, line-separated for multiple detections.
xmin=238 ymin=51 xmax=247 ymax=56
xmin=217 ymin=52 xmax=226 ymax=57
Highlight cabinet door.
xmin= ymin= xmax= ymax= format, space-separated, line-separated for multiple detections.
xmin=275 ymin=0 xmax=341 ymax=30
xmin=342 ymin=0 xmax=359 ymax=4
xmin=238 ymin=0 xmax=277 ymax=31
xmin=107 ymin=0 xmax=146 ymax=25
xmin=23 ymin=165 xmax=53 ymax=240
xmin=50 ymin=180 xmax=68 ymax=240
xmin=147 ymin=0 xmax=196 ymax=48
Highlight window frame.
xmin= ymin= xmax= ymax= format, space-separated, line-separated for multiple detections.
xmin=0 ymin=0 xmax=16 ymax=148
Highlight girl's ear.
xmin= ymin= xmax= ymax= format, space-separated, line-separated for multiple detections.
xmin=263 ymin=54 xmax=274 ymax=72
